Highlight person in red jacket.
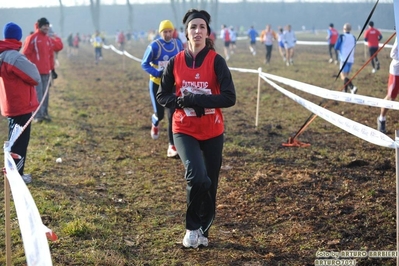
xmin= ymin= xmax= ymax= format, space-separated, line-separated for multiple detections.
xmin=0 ymin=22 xmax=41 ymax=184
xmin=117 ymin=30 xmax=126 ymax=51
xmin=157 ymin=9 xmax=236 ymax=248
xmin=364 ymin=21 xmax=383 ymax=73
xmin=22 ymin=17 xmax=63 ymax=123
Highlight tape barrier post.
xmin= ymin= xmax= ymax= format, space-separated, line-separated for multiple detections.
xmin=123 ymin=54 xmax=125 ymax=71
xmin=396 ymin=130 xmax=399 ymax=266
xmin=5 ymin=179 xmax=11 ymax=265
xmin=5 ymin=176 xmax=11 ymax=265
xmin=364 ymin=43 xmax=367 ymax=60
xmin=256 ymin=67 xmax=262 ymax=127
xmin=4 ymin=143 xmax=11 ymax=265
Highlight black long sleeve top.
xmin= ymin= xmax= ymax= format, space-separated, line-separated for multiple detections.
xmin=156 ymin=47 xmax=236 ymax=109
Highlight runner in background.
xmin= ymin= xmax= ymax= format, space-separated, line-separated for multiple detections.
xmin=247 ymin=25 xmax=259 ymax=56
xmin=141 ymin=20 xmax=183 ymax=158
xmin=282 ymin=24 xmax=296 ymax=66
xmin=229 ymin=26 xmax=237 ymax=55
xmin=326 ymin=23 xmax=339 ymax=64
xmin=117 ymin=30 xmax=126 ymax=51
xmin=334 ymin=23 xmax=357 ymax=94
xmin=220 ymin=24 xmax=231 ymax=60
xmin=377 ymin=37 xmax=398 ymax=133
xmin=91 ymin=30 xmax=104 ymax=64
xmin=260 ymin=24 xmax=277 ymax=64
xmin=277 ymin=26 xmax=286 ymax=62
xmin=364 ymin=21 xmax=383 ymax=73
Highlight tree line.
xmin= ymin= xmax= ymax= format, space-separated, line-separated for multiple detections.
xmin=56 ymin=0 xmax=220 ymax=38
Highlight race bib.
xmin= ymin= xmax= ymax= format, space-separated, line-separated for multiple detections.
xmin=180 ymin=87 xmax=215 ymax=116
xmin=158 ymin=61 xmax=168 ymax=69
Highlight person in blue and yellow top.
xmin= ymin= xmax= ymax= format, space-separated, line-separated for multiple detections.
xmin=141 ymin=20 xmax=183 ymax=158
xmin=91 ymin=30 xmax=104 ymax=64
xmin=157 ymin=9 xmax=236 ymax=248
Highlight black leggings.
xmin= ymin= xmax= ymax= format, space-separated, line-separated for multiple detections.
xmin=8 ymin=113 xmax=32 ymax=175
xmin=328 ymin=43 xmax=338 ymax=60
xmin=265 ymin=45 xmax=273 ymax=63
xmin=174 ymin=133 xmax=224 ymax=236
xmin=369 ymin=47 xmax=379 ymax=69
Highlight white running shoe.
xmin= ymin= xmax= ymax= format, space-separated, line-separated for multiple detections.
xmin=22 ymin=174 xmax=32 ymax=184
xmin=183 ymin=229 xmax=199 ymax=248
xmin=350 ymin=86 xmax=358 ymax=94
xmin=198 ymin=232 xmax=209 ymax=247
xmin=328 ymin=58 xmax=333 ymax=63
xmin=167 ymin=145 xmax=178 ymax=158
xmin=371 ymin=68 xmax=376 ymax=74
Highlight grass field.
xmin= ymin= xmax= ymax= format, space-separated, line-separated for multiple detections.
xmin=0 ymin=32 xmax=398 ymax=265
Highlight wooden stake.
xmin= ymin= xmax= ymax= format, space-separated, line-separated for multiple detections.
xmin=4 ymin=171 xmax=11 ymax=265
xmin=255 ymin=67 xmax=262 ymax=127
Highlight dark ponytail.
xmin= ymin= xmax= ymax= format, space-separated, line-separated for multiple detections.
xmin=206 ymin=38 xmax=215 ymax=51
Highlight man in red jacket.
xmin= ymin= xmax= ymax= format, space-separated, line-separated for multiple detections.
xmin=0 ymin=22 xmax=41 ymax=183
xmin=22 ymin=17 xmax=63 ymax=123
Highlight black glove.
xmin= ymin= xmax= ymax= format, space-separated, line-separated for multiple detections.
xmin=51 ymin=69 xmax=58 ymax=79
xmin=175 ymin=97 xmax=183 ymax=109
xmin=192 ymin=106 xmax=205 ymax=118
xmin=176 ymin=92 xmax=196 ymax=108
xmin=175 ymin=97 xmax=204 ymax=117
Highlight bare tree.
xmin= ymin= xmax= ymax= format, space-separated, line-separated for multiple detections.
xmin=90 ymin=0 xmax=101 ymax=32
xmin=170 ymin=0 xmax=180 ymax=27
xmin=126 ymin=0 xmax=133 ymax=33
xmin=199 ymin=0 xmax=207 ymax=10
xmin=210 ymin=0 xmax=219 ymax=33
xmin=172 ymin=0 xmax=218 ymax=30
xmin=58 ymin=0 xmax=65 ymax=38
xmin=181 ymin=0 xmax=187 ymax=17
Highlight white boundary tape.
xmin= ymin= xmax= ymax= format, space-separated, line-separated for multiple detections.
xmin=263 ymin=72 xmax=399 ymax=110
xmin=296 ymin=41 xmax=392 ymax=48
xmin=103 ymin=44 xmax=142 ymax=62
xmin=235 ymin=37 xmax=393 ymax=48
xmin=228 ymin=66 xmax=398 ymax=148
xmin=260 ymin=73 xmax=397 ymax=149
xmin=3 ymin=143 xmax=53 ymax=266
xmin=103 ymin=44 xmax=399 ymax=148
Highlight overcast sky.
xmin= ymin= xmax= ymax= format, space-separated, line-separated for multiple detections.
xmin=0 ymin=0 xmax=392 ymax=9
